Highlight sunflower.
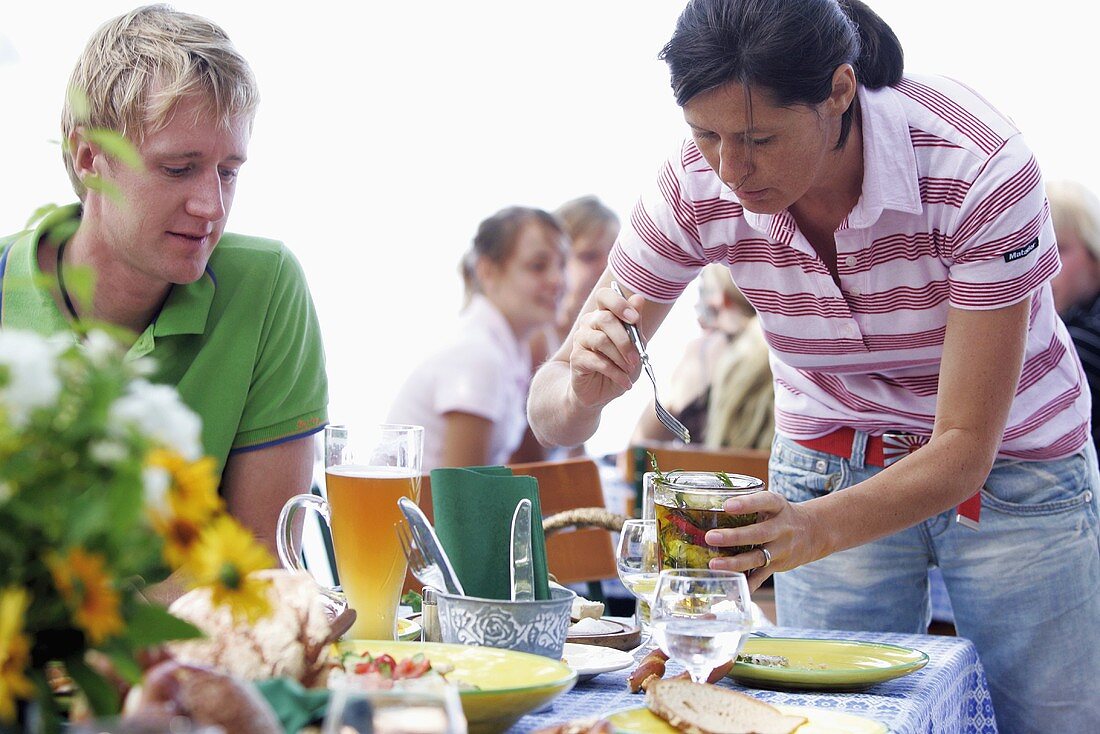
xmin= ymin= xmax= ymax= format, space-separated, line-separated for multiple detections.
xmin=0 ymin=587 xmax=36 ymax=722
xmin=146 ymin=449 xmax=221 ymax=522
xmin=187 ymin=516 xmax=273 ymax=623
xmin=47 ymin=548 xmax=124 ymax=645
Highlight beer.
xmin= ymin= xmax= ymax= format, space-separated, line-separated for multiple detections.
xmin=326 ymin=465 xmax=420 ymax=639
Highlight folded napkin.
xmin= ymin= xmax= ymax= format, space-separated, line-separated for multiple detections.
xmin=430 ymin=465 xmax=551 ymax=600
xmin=255 ymin=677 xmax=329 ymax=734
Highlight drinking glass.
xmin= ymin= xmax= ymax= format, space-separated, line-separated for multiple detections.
xmin=650 ymin=568 xmax=754 ymax=684
xmin=67 ymin=717 xmax=222 ymax=733
xmin=616 ymin=518 xmax=659 ymax=633
xmin=277 ymin=424 xmax=423 ymax=640
xmin=322 ymin=685 xmax=467 ymax=734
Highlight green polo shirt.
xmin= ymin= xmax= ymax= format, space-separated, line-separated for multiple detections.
xmin=0 ymin=204 xmax=328 ymax=474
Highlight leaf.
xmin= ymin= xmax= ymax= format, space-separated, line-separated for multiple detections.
xmin=125 ymin=602 xmax=204 ymax=647
xmin=101 ymin=643 xmax=143 ymax=685
xmin=67 ymin=85 xmax=91 ymax=122
xmin=85 ymin=128 xmax=143 ymax=171
xmin=715 ymin=471 xmax=734 ymax=487
xmin=65 ymin=656 xmax=120 ymax=717
xmin=24 ymin=202 xmax=59 ymax=230
xmin=83 ymin=174 xmax=123 ymax=204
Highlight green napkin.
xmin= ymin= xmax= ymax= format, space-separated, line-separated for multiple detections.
xmin=254 ymin=677 xmax=329 ymax=734
xmin=430 ymin=465 xmax=551 ymax=600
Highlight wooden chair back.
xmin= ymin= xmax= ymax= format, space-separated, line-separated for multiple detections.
xmin=621 ymin=442 xmax=771 ymax=516
xmin=402 ymin=458 xmax=616 ymax=594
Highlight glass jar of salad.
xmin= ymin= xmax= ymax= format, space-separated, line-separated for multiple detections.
xmin=651 ymin=471 xmax=765 ymax=569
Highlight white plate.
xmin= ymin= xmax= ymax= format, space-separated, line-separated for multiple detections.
xmin=562 ymin=642 xmax=634 ymax=683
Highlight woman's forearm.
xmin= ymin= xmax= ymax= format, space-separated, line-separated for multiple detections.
xmin=527 ymin=359 xmax=605 ymax=447
xmin=807 ymin=427 xmax=998 ymax=559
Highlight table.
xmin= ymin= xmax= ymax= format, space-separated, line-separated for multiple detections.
xmin=514 ymin=628 xmax=998 ymax=733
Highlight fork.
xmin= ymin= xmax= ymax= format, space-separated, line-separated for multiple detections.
xmin=610 ymin=281 xmax=691 ymax=443
xmin=396 ymin=521 xmax=448 ymax=593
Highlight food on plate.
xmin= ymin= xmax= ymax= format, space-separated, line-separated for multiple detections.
xmin=628 ymin=650 xmax=735 ymax=692
xmin=568 ymin=617 xmax=622 ymax=636
xmin=736 ymin=654 xmax=790 ymax=668
xmin=124 ymin=660 xmax=282 ymax=734
xmin=168 ymin=569 xmax=352 ymax=687
xmin=337 ymin=650 xmax=479 ymax=692
xmin=571 ymin=595 xmax=605 ymax=621
xmin=533 ymin=717 xmax=612 ymax=733
xmin=645 ymin=679 xmax=807 ymax=734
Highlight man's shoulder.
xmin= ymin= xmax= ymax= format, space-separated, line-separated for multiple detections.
xmin=208 ymin=233 xmax=304 ymax=285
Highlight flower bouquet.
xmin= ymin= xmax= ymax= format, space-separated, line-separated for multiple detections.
xmin=0 ymin=328 xmax=275 ymax=732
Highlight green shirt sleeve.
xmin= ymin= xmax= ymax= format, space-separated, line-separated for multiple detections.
xmin=232 ymin=246 xmax=328 ymax=451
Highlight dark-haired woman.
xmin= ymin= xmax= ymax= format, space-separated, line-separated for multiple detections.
xmin=527 ymin=1 xmax=1099 ymax=730
xmin=389 ymin=206 xmax=566 ymax=471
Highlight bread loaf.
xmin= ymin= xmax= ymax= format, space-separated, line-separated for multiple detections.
xmin=645 ymin=679 xmax=806 ymax=734
xmin=168 ymin=569 xmax=347 ymax=687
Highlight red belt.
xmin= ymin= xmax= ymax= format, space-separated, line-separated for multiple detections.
xmin=793 ymin=428 xmax=981 ymax=529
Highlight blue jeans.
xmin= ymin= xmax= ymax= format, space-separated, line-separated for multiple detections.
xmin=769 ymin=433 xmax=1100 ymax=734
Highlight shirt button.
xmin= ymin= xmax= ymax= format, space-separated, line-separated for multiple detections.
xmin=844 ymin=255 xmax=857 ymax=268
xmin=849 ymin=287 xmax=861 ymax=297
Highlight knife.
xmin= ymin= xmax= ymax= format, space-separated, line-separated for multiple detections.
xmin=509 ymin=498 xmax=535 ymax=601
xmin=397 ymin=497 xmax=466 ymax=596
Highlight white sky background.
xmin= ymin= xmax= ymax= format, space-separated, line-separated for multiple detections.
xmin=2 ymin=1 xmax=1097 ymax=459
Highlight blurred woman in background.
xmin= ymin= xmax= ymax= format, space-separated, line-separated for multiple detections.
xmin=388 ymin=207 xmax=566 ymax=470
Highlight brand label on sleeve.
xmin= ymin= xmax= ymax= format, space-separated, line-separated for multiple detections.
xmin=1003 ymin=238 xmax=1039 ymax=263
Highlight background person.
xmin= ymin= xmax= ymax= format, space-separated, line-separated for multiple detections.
xmin=387 ymin=206 xmax=566 ymax=470
xmin=632 ymin=263 xmax=757 ymax=445
xmin=526 ymin=1 xmax=1099 ymax=730
xmin=1048 ymin=179 xmax=1100 ymax=453
xmin=0 ymin=4 xmax=328 ymax=556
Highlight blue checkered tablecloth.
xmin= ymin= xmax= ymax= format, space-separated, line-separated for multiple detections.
xmin=512 ymin=628 xmax=997 ymax=733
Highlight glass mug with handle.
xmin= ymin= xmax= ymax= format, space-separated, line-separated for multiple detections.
xmin=277 ymin=424 xmax=423 ymax=640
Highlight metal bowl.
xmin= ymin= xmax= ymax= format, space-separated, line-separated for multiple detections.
xmin=435 ymin=586 xmax=576 ymax=659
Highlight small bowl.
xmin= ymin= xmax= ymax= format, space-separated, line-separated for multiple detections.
xmin=436 ymin=586 xmax=576 ymax=659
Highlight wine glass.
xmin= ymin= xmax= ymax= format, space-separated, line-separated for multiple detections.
xmin=616 ymin=518 xmax=659 ymax=636
xmin=650 ymin=568 xmax=754 ymax=684
xmin=322 ymin=684 xmax=467 ymax=734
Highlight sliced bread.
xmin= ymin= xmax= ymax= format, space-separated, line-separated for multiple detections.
xmin=645 ymin=679 xmax=807 ymax=734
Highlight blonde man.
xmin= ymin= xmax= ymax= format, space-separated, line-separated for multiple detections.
xmin=0 ymin=5 xmax=328 ymax=554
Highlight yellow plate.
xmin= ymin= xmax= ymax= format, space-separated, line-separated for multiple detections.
xmin=731 ymin=637 xmax=929 ymax=691
xmin=397 ymin=617 xmax=422 ymax=641
xmin=607 ymin=705 xmax=888 ymax=734
xmin=339 ymin=640 xmax=576 ymax=734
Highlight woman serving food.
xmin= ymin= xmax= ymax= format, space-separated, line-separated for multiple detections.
xmin=526 ymin=1 xmax=1100 ymax=731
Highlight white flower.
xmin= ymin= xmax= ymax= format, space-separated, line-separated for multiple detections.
xmin=89 ymin=440 xmax=129 ymax=465
xmin=82 ymin=330 xmax=123 ymax=366
xmin=109 ymin=380 xmax=203 ymax=460
xmin=0 ymin=330 xmax=62 ymax=427
xmin=142 ymin=465 xmax=171 ymax=515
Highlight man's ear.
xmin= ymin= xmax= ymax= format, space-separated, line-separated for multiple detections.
xmin=68 ymin=126 xmax=102 ymax=183
xmin=825 ymin=63 xmax=858 ymax=118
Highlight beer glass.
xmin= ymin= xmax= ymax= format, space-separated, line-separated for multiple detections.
xmin=278 ymin=424 xmax=423 ymax=639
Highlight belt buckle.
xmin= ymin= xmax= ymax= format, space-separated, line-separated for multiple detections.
xmin=882 ymin=431 xmax=928 ymax=467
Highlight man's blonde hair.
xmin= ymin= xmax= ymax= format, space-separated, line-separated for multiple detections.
xmin=61 ymin=4 xmax=259 ymax=198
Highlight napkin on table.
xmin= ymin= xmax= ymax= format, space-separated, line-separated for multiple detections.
xmin=429 ymin=465 xmax=551 ymax=601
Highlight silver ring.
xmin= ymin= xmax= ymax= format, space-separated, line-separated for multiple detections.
xmin=759 ymin=546 xmax=773 ymax=569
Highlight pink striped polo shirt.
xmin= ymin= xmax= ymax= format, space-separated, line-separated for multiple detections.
xmin=612 ymin=74 xmax=1089 ymax=461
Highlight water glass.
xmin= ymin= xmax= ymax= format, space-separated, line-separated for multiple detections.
xmin=616 ymin=518 xmax=659 ymax=632
xmin=650 ymin=568 xmax=754 ymax=683
xmin=322 ymin=684 xmax=467 ymax=734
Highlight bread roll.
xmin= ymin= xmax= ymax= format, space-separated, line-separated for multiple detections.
xmin=126 ymin=660 xmax=282 ymax=734
xmin=645 ymin=679 xmax=806 ymax=734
